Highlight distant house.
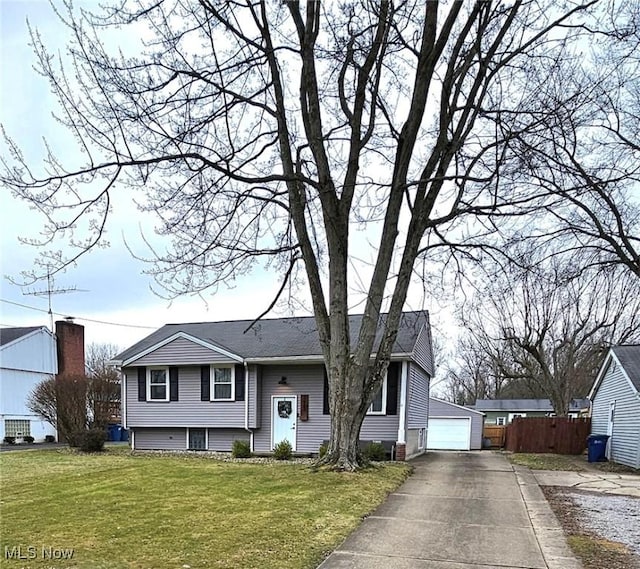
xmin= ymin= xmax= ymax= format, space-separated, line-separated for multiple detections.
xmin=427 ymin=398 xmax=484 ymax=450
xmin=473 ymin=398 xmax=590 ymax=426
xmin=0 ymin=320 xmax=86 ymax=442
xmin=589 ymin=345 xmax=640 ymax=469
xmin=111 ymin=312 xmax=434 ymax=460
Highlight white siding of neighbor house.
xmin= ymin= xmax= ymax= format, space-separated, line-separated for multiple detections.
xmin=124 ymin=366 xmax=245 ymax=427
xmin=133 ymin=337 xmax=237 ymax=365
xmin=252 ymin=364 xmax=400 ymax=454
xmin=407 ymin=363 xmax=430 ymax=429
xmin=412 ymin=323 xmax=434 ymax=375
xmin=591 ymin=360 xmax=640 ymax=469
xmin=134 ymin=427 xmax=186 ymax=450
xmin=428 ymin=398 xmax=484 ymax=450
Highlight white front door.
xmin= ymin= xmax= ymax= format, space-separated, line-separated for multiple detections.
xmin=272 ymin=396 xmax=297 ymax=450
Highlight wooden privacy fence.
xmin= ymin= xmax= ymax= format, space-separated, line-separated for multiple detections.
xmin=505 ymin=417 xmax=591 ymax=454
xmin=483 ymin=425 xmax=507 ymax=448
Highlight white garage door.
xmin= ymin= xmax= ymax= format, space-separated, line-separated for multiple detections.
xmin=427 ymin=418 xmax=471 ymax=450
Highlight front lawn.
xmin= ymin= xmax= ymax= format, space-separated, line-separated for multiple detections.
xmin=0 ymin=449 xmax=410 ymax=569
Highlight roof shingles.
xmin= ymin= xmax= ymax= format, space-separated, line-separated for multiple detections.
xmin=612 ymin=345 xmax=640 ymax=392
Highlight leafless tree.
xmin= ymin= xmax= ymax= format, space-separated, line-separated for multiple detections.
xmin=459 ymin=259 xmax=640 ymax=415
xmin=27 ymin=374 xmax=89 ymax=446
xmin=2 ymin=1 xmax=638 ymax=468
xmin=86 ymin=343 xmax=121 ymax=427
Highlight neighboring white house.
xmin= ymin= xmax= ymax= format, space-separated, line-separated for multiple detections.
xmin=0 ymin=326 xmax=58 ymax=441
xmin=589 ymin=345 xmax=640 ymax=470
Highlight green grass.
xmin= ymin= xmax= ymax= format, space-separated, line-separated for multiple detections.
xmin=0 ymin=449 xmax=411 ymax=569
xmin=507 ymin=453 xmax=588 ymax=471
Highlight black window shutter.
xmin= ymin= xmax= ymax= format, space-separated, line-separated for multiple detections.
xmin=169 ymin=367 xmax=179 ymax=401
xmin=386 ymin=362 xmax=399 ymax=415
xmin=200 ymin=366 xmax=210 ymax=401
xmin=137 ymin=367 xmax=147 ymax=401
xmin=323 ymin=368 xmax=330 ymax=415
xmin=234 ymin=364 xmax=245 ymax=401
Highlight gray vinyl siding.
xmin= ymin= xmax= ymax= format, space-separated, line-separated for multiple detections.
xmin=133 ymin=337 xmax=238 ymax=366
xmin=247 ymin=365 xmax=261 ymax=429
xmin=124 ymin=366 xmax=244 ymax=427
xmin=407 ymin=363 xmax=430 ymax=429
xmin=208 ymin=428 xmax=249 ymax=451
xmin=411 ymin=323 xmax=434 ymax=375
xmin=134 ymin=427 xmax=186 ymax=450
xmin=591 ymin=361 xmax=640 ymax=469
xmin=429 ymin=398 xmax=484 ymax=450
xmin=252 ymin=364 xmax=400 ymax=454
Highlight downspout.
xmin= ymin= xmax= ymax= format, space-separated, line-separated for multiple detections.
xmin=397 ymin=361 xmax=408 ymax=445
xmin=244 ymin=362 xmax=254 ymax=452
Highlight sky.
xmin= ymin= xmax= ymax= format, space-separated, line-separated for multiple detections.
xmin=0 ymin=1 xmax=448 ymax=366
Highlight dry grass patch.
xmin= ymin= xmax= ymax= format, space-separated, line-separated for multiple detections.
xmin=0 ymin=449 xmax=411 ymax=569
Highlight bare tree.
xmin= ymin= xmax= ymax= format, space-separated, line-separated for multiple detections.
xmin=2 ymin=1 xmax=638 ymax=468
xmin=27 ymin=374 xmax=89 ymax=446
xmin=460 ymin=260 xmax=640 ymax=415
xmin=86 ymin=343 xmax=121 ymax=428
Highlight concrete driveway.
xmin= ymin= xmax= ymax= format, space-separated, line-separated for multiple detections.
xmin=318 ymin=451 xmax=581 ymax=569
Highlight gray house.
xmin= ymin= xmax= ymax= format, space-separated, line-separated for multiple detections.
xmin=427 ymin=398 xmax=484 ymax=450
xmin=473 ymin=398 xmax=590 ymax=425
xmin=589 ymin=345 xmax=640 ymax=469
xmin=112 ymin=312 xmax=434 ymax=460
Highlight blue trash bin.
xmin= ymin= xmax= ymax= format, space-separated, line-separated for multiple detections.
xmin=587 ymin=434 xmax=609 ymax=462
xmin=120 ymin=428 xmax=129 ymax=442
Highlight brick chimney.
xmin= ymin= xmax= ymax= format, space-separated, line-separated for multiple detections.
xmin=55 ymin=318 xmax=85 ymax=376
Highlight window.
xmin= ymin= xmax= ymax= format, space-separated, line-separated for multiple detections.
xmin=147 ymin=368 xmax=169 ymax=401
xmin=508 ymin=412 xmax=527 ymax=423
xmin=496 ymin=416 xmax=506 ymax=426
xmin=212 ymin=366 xmax=234 ymax=401
xmin=188 ymin=428 xmax=207 ymax=450
xmin=5 ymin=419 xmax=30 ymax=437
xmin=367 ymin=375 xmax=387 ymax=415
xmin=418 ymin=428 xmax=425 ymax=449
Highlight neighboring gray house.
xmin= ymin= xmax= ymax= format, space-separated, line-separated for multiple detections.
xmin=427 ymin=398 xmax=484 ymax=450
xmin=589 ymin=345 xmax=640 ymax=469
xmin=112 ymin=312 xmax=434 ymax=460
xmin=473 ymin=398 xmax=590 ymax=425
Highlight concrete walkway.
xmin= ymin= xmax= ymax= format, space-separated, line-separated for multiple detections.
xmin=532 ymin=470 xmax=640 ymax=498
xmin=318 ymin=451 xmax=581 ymax=569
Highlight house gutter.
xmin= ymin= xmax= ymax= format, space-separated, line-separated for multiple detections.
xmin=243 ymin=361 xmax=254 ymax=452
xmin=397 ymin=361 xmax=408 ymax=445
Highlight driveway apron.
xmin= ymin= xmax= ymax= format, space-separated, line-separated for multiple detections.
xmin=318 ymin=451 xmax=581 ymax=569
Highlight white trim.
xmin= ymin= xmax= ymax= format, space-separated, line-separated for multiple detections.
xmin=429 ymin=397 xmax=485 ymax=416
xmin=367 ymin=373 xmax=388 ymax=415
xmin=121 ymin=371 xmax=127 ymax=429
xmin=589 ymin=349 xmax=640 ymax=400
xmin=270 ymin=395 xmax=297 ymax=451
xmin=147 ymin=367 xmax=170 ymax=402
xmin=131 ymin=429 xmax=136 ymax=450
xmin=210 ymin=364 xmax=235 ymax=401
xmin=186 ymin=427 xmax=209 ymax=451
xmin=496 ymin=416 xmax=507 ymax=426
xmin=397 ymin=361 xmax=408 ymax=444
xmin=244 ymin=363 xmax=249 ymax=431
xmin=0 ymin=326 xmax=53 ymax=352
xmin=244 ymin=352 xmax=414 ymax=364
xmin=508 ymin=412 xmax=527 ymax=422
xmin=122 ymin=331 xmax=243 ymax=366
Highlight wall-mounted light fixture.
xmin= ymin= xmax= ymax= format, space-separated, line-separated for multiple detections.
xmin=278 ymin=376 xmax=288 ymax=385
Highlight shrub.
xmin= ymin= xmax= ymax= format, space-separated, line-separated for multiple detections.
xmin=232 ymin=439 xmax=251 ymax=458
xmin=77 ymin=428 xmax=107 ymax=453
xmin=273 ymin=439 xmax=293 ymax=460
xmin=45 ymin=435 xmax=56 ymax=443
xmin=3 ymin=436 xmax=16 ymax=445
xmin=362 ymin=442 xmax=387 ymax=462
xmin=318 ymin=442 xmax=328 ymax=458
xmin=23 ymin=436 xmax=35 ymax=444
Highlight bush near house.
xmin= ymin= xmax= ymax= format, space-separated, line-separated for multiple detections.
xmin=231 ymin=439 xmax=251 ymax=458
xmin=273 ymin=440 xmax=293 ymax=460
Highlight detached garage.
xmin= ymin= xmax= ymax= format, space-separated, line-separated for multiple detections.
xmin=428 ymin=398 xmax=485 ymax=450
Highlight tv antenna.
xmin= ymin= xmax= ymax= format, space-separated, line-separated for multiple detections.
xmin=23 ymin=270 xmax=87 ymax=332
